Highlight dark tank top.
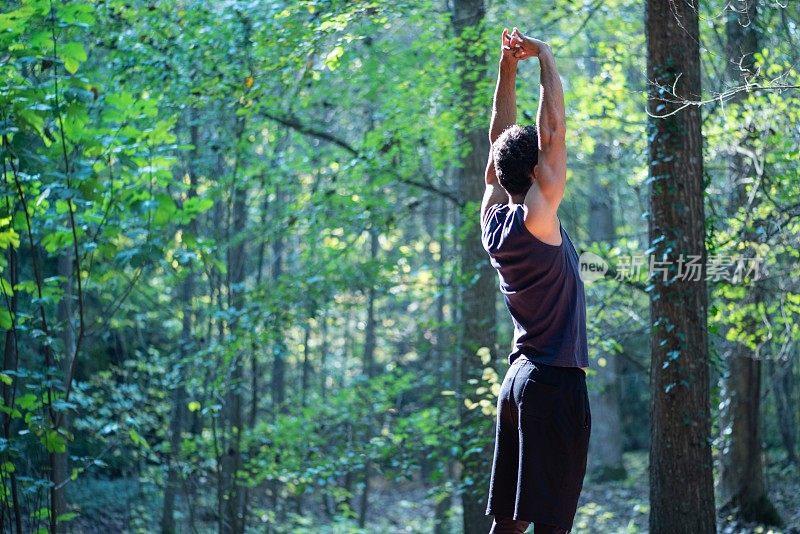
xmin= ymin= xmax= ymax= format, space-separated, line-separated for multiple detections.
xmin=481 ymin=203 xmax=589 ymax=368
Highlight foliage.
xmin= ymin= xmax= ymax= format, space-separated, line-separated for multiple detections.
xmin=0 ymin=0 xmax=798 ymax=532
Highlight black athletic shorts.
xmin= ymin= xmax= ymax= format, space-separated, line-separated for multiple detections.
xmin=485 ymin=355 xmax=591 ymax=530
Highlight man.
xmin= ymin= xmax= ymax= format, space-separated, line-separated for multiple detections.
xmin=480 ymin=28 xmax=591 ymax=534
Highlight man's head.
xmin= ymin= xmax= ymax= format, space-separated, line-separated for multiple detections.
xmin=492 ymin=124 xmax=539 ymax=196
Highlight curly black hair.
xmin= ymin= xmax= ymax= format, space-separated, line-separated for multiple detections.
xmin=492 ymin=124 xmax=539 ymax=196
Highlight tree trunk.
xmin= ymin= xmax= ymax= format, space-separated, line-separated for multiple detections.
xmin=718 ymin=1 xmax=781 ymax=525
xmin=301 ymin=323 xmax=311 ymax=408
xmin=432 ymin=192 xmax=454 ymax=534
xmin=451 ymin=1 xmax=495 ymax=532
xmin=53 ymin=252 xmax=74 ymax=533
xmin=2 ymin=235 xmax=23 ymax=533
xmin=161 ymin=274 xmax=191 ymax=534
xmin=161 ymin=113 xmax=200 ymax=534
xmin=585 ymin=38 xmax=626 ymax=481
xmin=587 ymin=166 xmax=626 ymax=481
xmin=220 ymin=116 xmax=248 ymax=534
xmin=645 ymin=0 xmax=716 ymax=532
xmin=319 ymin=314 xmax=329 ymax=398
xmin=719 ymin=335 xmax=780 ymax=525
xmin=271 ymin=184 xmax=286 ymax=413
xmin=358 ymin=226 xmax=379 ymax=528
xmin=363 ymin=228 xmax=378 ymax=379
xmin=770 ymin=356 xmax=798 ymax=467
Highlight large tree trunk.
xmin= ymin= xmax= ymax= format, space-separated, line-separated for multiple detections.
xmin=451 ymin=1 xmax=495 ymax=532
xmin=645 ymin=1 xmax=716 ymax=532
xmin=717 ymin=1 xmax=781 ymax=525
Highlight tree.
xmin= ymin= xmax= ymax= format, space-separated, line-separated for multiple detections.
xmin=585 ymin=31 xmax=626 ymax=482
xmin=645 ymin=0 xmax=716 ymax=532
xmin=451 ymin=1 xmax=496 ymax=532
xmin=717 ymin=0 xmax=782 ymax=525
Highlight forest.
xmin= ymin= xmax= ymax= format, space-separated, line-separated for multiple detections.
xmin=0 ymin=0 xmax=798 ymax=532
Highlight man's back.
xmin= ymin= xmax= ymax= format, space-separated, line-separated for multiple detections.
xmin=481 ymin=202 xmax=588 ymax=368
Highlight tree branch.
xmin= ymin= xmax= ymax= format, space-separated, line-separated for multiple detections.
xmin=264 ymin=112 xmax=463 ymax=206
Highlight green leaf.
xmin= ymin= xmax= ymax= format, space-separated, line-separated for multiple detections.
xmin=16 ymin=393 xmax=38 ymax=411
xmin=188 ymin=401 xmax=201 ymax=412
xmin=60 ymin=42 xmax=87 ymax=74
xmin=129 ymin=429 xmax=150 ymax=449
xmin=43 ymin=430 xmax=67 ymax=453
xmin=0 ymin=228 xmax=21 ymax=250
xmin=183 ymin=197 xmax=214 ymax=216
xmin=57 ymin=512 xmax=78 ymax=522
xmin=153 ymin=193 xmax=177 ymax=225
xmin=58 ymin=3 xmax=95 ymax=26
xmin=324 ymin=45 xmax=344 ymax=71
xmin=0 ymin=7 xmax=34 ymax=35
xmin=0 ymin=309 xmax=11 ymax=330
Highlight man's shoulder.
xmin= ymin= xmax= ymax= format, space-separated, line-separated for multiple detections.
xmin=482 ymin=203 xmax=525 ymax=255
xmin=481 ymin=202 xmax=509 ymax=228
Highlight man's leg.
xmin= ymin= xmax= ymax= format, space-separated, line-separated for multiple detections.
xmin=489 ymin=517 xmax=570 ymax=534
xmin=533 ymin=523 xmax=568 ymax=534
xmin=489 ymin=516 xmax=530 ymax=533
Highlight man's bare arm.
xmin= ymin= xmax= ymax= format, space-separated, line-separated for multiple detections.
xmin=533 ymin=43 xmax=567 ymax=204
xmin=509 ymin=30 xmax=566 ymax=244
xmin=489 ymin=52 xmax=517 ymax=146
xmin=481 ymin=29 xmax=520 ymax=224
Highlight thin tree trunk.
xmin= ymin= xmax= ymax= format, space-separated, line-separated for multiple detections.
xmin=241 ymin=172 xmax=270 ymax=532
xmin=271 ymin=184 xmax=286 ymax=413
xmin=1 ymin=222 xmax=23 ymax=533
xmin=584 ymin=35 xmax=626 ymax=481
xmin=587 ymin=161 xmax=626 ymax=481
xmin=646 ymin=0 xmax=716 ymax=532
xmin=432 ymin=188 xmax=455 ymax=533
xmin=301 ymin=323 xmax=311 ymax=408
xmin=53 ymin=252 xmax=73 ymax=533
xmin=161 ymin=112 xmax=200 ymax=534
xmin=358 ymin=227 xmax=379 ymax=528
xmin=771 ymin=357 xmax=798 ymax=467
xmin=719 ymin=336 xmax=780 ymax=524
xmin=718 ymin=1 xmax=781 ymax=525
xmin=319 ymin=313 xmax=329 ymax=398
xmin=220 ymin=111 xmax=248 ymax=533
xmin=161 ymin=276 xmax=191 ymax=534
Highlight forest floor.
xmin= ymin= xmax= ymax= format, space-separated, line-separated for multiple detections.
xmin=64 ymin=451 xmax=799 ymax=533
xmin=362 ymin=451 xmax=798 ymax=534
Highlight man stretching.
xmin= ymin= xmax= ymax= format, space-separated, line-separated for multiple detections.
xmin=480 ymin=28 xmax=591 ymax=534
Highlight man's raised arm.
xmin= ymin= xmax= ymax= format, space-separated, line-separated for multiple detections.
xmin=533 ymin=42 xmax=567 ymax=204
xmin=489 ymin=31 xmax=518 ymax=147
xmin=481 ymin=29 xmax=520 ymax=223
xmin=506 ymin=29 xmax=566 ymax=241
